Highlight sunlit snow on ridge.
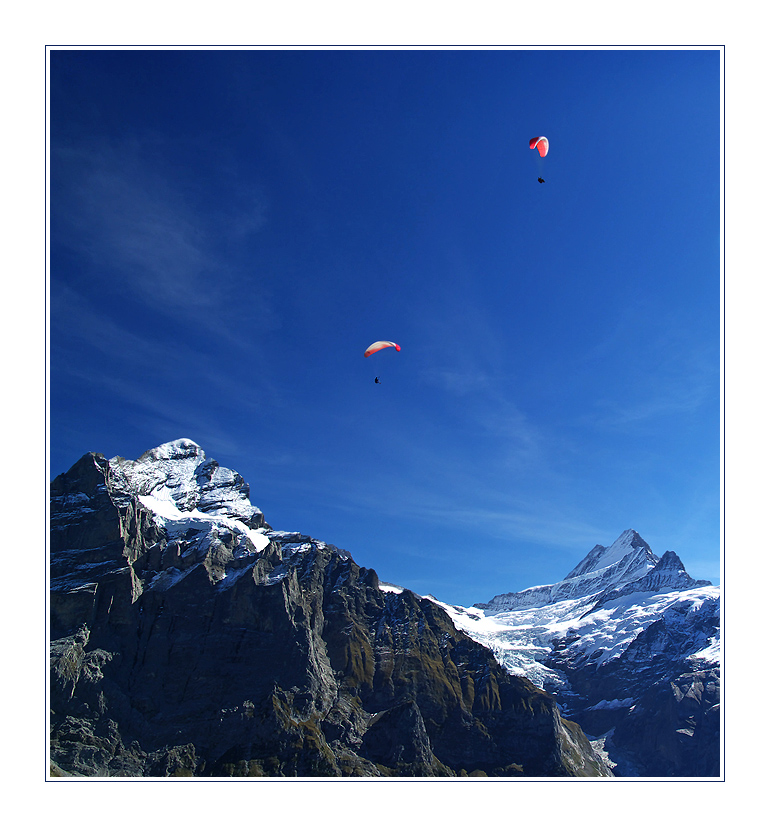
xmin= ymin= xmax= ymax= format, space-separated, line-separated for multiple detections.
xmin=138 ymin=493 xmax=271 ymax=553
xmin=423 ymin=585 xmax=720 ymax=690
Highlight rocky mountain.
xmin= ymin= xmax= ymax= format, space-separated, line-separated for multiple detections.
xmin=434 ymin=531 xmax=721 ymax=777
xmin=49 ymin=439 xmax=610 ymax=778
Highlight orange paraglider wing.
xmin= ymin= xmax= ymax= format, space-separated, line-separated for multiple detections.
xmin=529 ymin=136 xmax=549 ymax=157
xmin=364 ymin=341 xmax=401 ymax=357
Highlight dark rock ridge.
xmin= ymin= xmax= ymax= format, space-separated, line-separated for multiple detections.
xmin=49 ymin=439 xmax=610 ymax=778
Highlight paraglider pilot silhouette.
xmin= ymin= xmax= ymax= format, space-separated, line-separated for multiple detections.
xmin=365 ymin=341 xmax=401 ymax=384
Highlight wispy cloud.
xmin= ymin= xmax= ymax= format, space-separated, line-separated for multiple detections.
xmin=51 ymin=285 xmax=285 ymax=441
xmin=318 ymin=464 xmax=609 ymax=565
xmin=423 ymin=360 xmax=552 ymax=475
xmin=428 ymin=368 xmax=493 ymax=397
xmin=566 ymin=298 xmax=720 ymax=432
xmin=51 ymin=137 xmax=273 ymax=336
xmin=55 ymin=351 xmax=253 ymax=462
xmin=588 ymin=342 xmax=718 ymax=430
xmin=400 ymin=497 xmax=608 ymax=555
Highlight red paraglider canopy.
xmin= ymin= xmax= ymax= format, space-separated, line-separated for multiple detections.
xmin=364 ymin=341 xmax=401 ymax=358
xmin=529 ymin=136 xmax=549 ymax=157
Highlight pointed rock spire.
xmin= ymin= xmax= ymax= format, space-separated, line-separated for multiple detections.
xmin=587 ymin=549 xmax=712 ymax=613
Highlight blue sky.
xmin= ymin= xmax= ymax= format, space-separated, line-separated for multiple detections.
xmin=49 ymin=48 xmax=721 ymax=606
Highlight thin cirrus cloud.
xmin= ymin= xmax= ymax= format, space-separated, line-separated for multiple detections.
xmin=51 ymin=283 xmax=284 ymax=419
xmin=318 ymin=458 xmax=608 ymax=563
xmin=588 ymin=343 xmax=718 ymax=431
xmin=563 ymin=296 xmax=719 ymax=432
xmin=51 ymin=139 xmax=270 ymax=331
xmin=424 ymin=360 xmax=551 ymax=473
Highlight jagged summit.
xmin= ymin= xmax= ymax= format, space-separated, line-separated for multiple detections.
xmin=136 ymin=437 xmax=203 ymax=462
xmin=105 ymin=438 xmax=266 ymax=528
xmin=588 ymin=549 xmax=712 ymax=613
xmin=474 ymin=530 xmax=660 ymax=614
xmin=565 ymin=529 xmax=654 ymax=580
xmin=50 ymin=439 xmax=278 ymax=603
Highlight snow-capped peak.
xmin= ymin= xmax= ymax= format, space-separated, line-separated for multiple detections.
xmin=105 ymin=438 xmax=262 ymax=521
xmin=564 ymin=529 xmax=654 ymax=580
xmin=104 ymin=438 xmax=268 ymax=550
xmin=108 ymin=439 xmax=206 ymax=506
xmin=137 ymin=437 xmax=204 ymax=462
xmin=475 ymin=530 xmax=659 ymax=614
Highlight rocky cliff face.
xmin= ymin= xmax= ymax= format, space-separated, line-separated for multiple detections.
xmin=49 ymin=440 xmax=610 ymax=778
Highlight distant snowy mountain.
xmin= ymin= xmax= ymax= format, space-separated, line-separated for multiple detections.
xmin=429 ymin=530 xmax=720 ymax=777
xmin=473 ymin=530 xmax=659 ymax=613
